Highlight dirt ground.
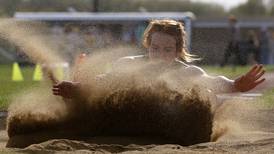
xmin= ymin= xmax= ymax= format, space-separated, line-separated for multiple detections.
xmin=1 ymin=73 xmax=274 ymax=154
xmin=1 ymin=110 xmax=274 ymax=154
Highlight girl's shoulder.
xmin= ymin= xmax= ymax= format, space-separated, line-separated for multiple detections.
xmin=174 ymin=58 xmax=205 ymax=76
xmin=117 ymin=55 xmax=147 ymax=62
xmin=174 ymin=60 xmax=205 ymax=76
xmin=185 ymin=65 xmax=206 ymax=76
xmin=112 ymin=55 xmax=147 ymax=70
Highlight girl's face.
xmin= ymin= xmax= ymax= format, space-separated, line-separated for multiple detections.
xmin=148 ymin=32 xmax=177 ymax=63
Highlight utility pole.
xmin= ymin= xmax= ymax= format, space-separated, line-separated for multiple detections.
xmin=93 ymin=0 xmax=99 ymax=12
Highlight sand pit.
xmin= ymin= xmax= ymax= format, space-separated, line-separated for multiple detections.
xmin=1 ymin=106 xmax=274 ymax=153
xmin=1 ymin=97 xmax=274 ymax=154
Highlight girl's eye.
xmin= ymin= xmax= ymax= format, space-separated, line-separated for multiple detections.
xmin=152 ymin=47 xmax=158 ymax=50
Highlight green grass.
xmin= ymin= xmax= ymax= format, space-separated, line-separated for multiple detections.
xmin=0 ymin=64 xmax=40 ymax=110
xmin=257 ymin=88 xmax=274 ymax=108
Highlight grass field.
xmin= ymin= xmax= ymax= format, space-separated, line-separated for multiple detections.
xmin=0 ymin=64 xmax=274 ymax=110
xmin=0 ymin=64 xmax=40 ymax=109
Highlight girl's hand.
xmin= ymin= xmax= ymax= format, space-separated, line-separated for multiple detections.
xmin=52 ymin=81 xmax=80 ymax=98
xmin=234 ymin=64 xmax=265 ymax=92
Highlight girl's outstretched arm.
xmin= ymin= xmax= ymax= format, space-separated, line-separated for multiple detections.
xmin=233 ymin=64 xmax=265 ymax=92
xmin=185 ymin=64 xmax=265 ymax=93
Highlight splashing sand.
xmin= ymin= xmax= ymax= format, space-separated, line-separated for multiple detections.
xmin=6 ymin=55 xmax=214 ymax=147
xmin=0 ymin=19 xmax=65 ymax=80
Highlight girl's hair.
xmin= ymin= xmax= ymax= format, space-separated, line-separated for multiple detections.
xmin=143 ymin=19 xmax=200 ymax=62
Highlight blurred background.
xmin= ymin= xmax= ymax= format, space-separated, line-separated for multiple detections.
xmin=0 ymin=0 xmax=273 ymax=65
xmin=1 ymin=0 xmax=274 ymax=109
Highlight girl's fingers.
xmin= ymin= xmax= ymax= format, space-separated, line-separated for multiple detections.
xmin=254 ymin=70 xmax=265 ymax=81
xmin=53 ymin=84 xmax=59 ymax=88
xmin=246 ymin=78 xmax=265 ymax=91
xmin=52 ymin=90 xmax=59 ymax=94
xmin=254 ymin=78 xmax=265 ymax=86
xmin=53 ymin=91 xmax=60 ymax=95
xmin=246 ymin=65 xmax=258 ymax=76
xmin=253 ymin=64 xmax=263 ymax=75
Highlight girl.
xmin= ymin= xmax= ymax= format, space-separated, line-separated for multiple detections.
xmin=52 ymin=19 xmax=265 ymax=98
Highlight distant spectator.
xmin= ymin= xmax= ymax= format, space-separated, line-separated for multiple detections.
xmin=259 ymin=27 xmax=271 ymax=64
xmin=245 ymin=30 xmax=260 ymax=64
xmin=51 ymin=24 xmax=67 ymax=54
xmin=64 ymin=26 xmax=86 ymax=62
xmin=122 ymin=25 xmax=136 ymax=44
xmin=221 ymin=15 xmax=242 ymax=66
xmin=269 ymin=32 xmax=274 ymax=64
xmin=82 ymin=27 xmax=95 ymax=51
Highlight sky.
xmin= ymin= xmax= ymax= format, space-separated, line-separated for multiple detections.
xmin=190 ymin=0 xmax=248 ymax=10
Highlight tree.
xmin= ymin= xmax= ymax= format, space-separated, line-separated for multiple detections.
xmin=0 ymin=0 xmax=226 ymax=18
xmin=99 ymin=0 xmax=226 ymax=17
xmin=0 ymin=0 xmax=21 ymax=16
xmin=230 ymin=0 xmax=267 ymax=16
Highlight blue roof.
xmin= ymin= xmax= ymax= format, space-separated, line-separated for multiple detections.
xmin=14 ymin=12 xmax=195 ymax=22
